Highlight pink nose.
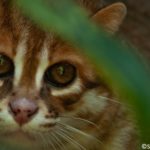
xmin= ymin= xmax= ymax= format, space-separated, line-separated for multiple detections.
xmin=9 ymin=98 xmax=38 ymax=126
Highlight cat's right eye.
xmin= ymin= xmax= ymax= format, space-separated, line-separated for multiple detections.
xmin=0 ymin=54 xmax=14 ymax=78
xmin=44 ymin=61 xmax=76 ymax=88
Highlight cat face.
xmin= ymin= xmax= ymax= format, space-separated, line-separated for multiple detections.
xmin=0 ymin=1 xmax=126 ymax=149
xmin=0 ymin=29 xmax=103 ymax=146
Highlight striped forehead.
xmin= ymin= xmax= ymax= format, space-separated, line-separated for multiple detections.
xmin=14 ymin=30 xmax=50 ymax=89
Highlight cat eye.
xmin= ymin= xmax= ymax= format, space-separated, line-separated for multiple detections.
xmin=44 ymin=61 xmax=76 ymax=87
xmin=0 ymin=54 xmax=14 ymax=78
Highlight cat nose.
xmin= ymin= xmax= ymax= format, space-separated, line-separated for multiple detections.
xmin=9 ymin=98 xmax=38 ymax=126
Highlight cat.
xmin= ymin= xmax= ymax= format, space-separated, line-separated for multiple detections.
xmin=0 ymin=0 xmax=138 ymax=150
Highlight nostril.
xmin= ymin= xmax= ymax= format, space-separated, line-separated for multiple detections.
xmin=27 ymin=107 xmax=39 ymax=117
xmin=11 ymin=92 xmax=16 ymax=96
xmin=9 ymin=103 xmax=18 ymax=115
xmin=14 ymin=108 xmax=21 ymax=116
xmin=27 ymin=110 xmax=32 ymax=113
xmin=9 ymin=98 xmax=39 ymax=125
xmin=9 ymin=103 xmax=21 ymax=115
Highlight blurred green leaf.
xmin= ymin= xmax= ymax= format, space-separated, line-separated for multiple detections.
xmin=14 ymin=0 xmax=150 ymax=143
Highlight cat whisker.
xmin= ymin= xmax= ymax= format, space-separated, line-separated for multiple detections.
xmin=97 ymin=95 xmax=133 ymax=113
xmin=59 ymin=115 xmax=99 ymax=130
xmin=98 ymin=95 xmax=123 ymax=105
xmin=51 ymin=131 xmax=66 ymax=150
xmin=56 ymin=128 xmax=86 ymax=150
xmin=30 ymin=132 xmax=46 ymax=150
xmin=27 ymin=127 xmax=57 ymax=150
xmin=37 ymin=132 xmax=50 ymax=150
xmin=58 ymin=122 xmax=103 ymax=146
xmin=43 ymin=132 xmax=58 ymax=150
xmin=29 ymin=130 xmax=53 ymax=150
xmin=46 ymin=131 xmax=61 ymax=150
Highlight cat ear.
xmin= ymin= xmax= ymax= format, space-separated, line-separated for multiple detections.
xmin=92 ymin=2 xmax=127 ymax=34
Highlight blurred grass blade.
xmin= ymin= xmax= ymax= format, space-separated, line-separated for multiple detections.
xmin=14 ymin=0 xmax=150 ymax=143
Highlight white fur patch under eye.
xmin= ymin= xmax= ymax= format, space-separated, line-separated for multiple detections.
xmin=35 ymin=44 xmax=49 ymax=89
xmin=14 ymin=34 xmax=28 ymax=87
xmin=51 ymin=78 xmax=82 ymax=96
xmin=80 ymin=90 xmax=107 ymax=114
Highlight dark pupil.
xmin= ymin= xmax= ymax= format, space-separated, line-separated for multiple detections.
xmin=46 ymin=62 xmax=76 ymax=87
xmin=0 ymin=54 xmax=14 ymax=77
xmin=0 ymin=56 xmax=4 ymax=65
xmin=0 ymin=56 xmax=8 ymax=73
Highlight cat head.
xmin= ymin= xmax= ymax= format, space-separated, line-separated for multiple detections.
xmin=0 ymin=1 xmax=126 ymax=149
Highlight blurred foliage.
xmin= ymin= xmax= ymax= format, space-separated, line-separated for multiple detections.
xmin=14 ymin=0 xmax=150 ymax=144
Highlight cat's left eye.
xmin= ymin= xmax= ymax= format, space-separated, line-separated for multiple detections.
xmin=0 ymin=54 xmax=14 ymax=78
xmin=44 ymin=61 xmax=76 ymax=87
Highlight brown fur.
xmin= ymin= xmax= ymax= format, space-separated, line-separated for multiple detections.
xmin=0 ymin=0 xmax=138 ymax=150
